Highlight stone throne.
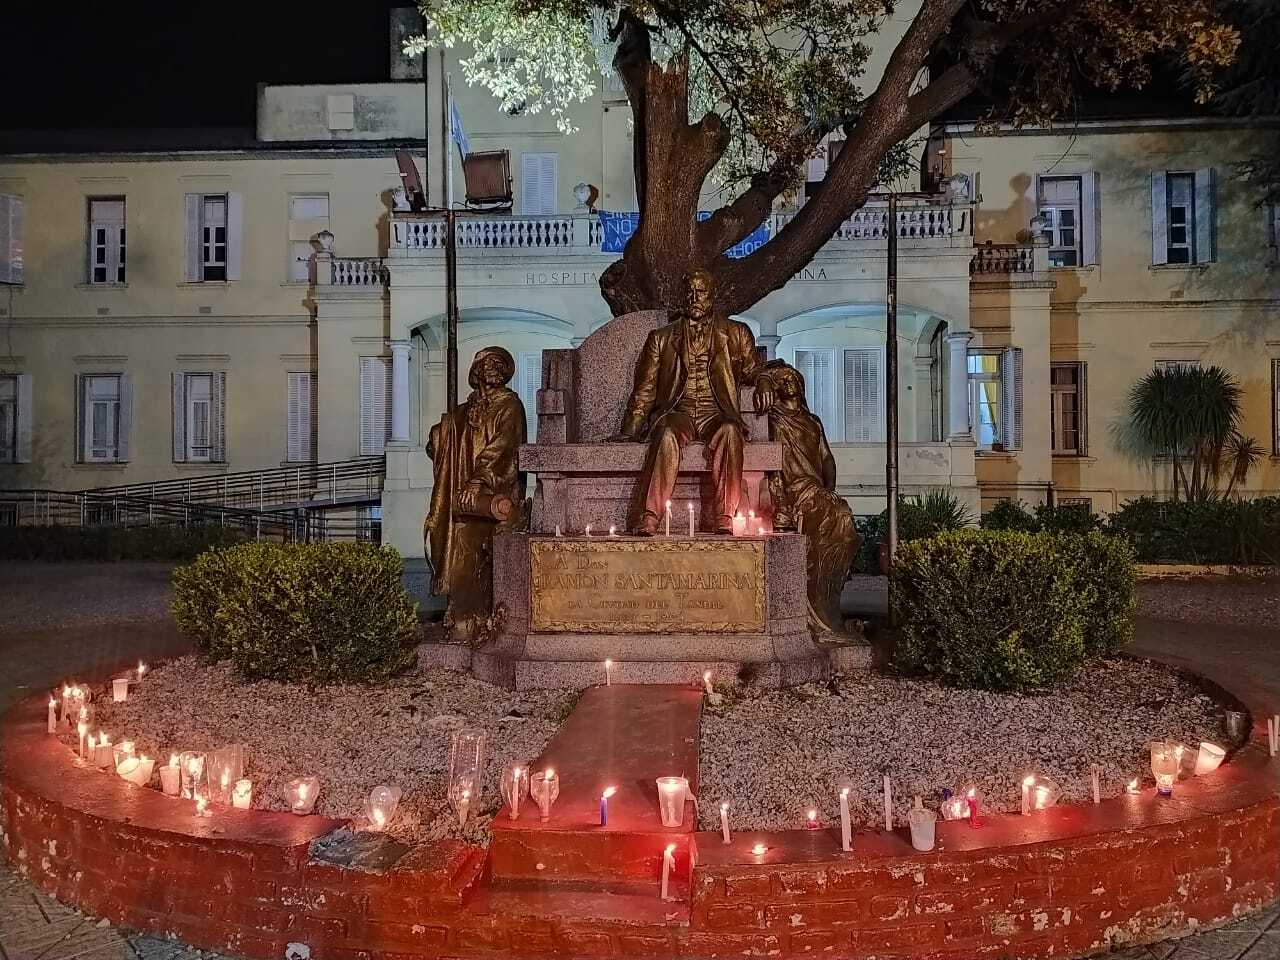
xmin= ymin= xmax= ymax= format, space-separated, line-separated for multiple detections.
xmin=521 ymin=310 xmax=783 ymax=533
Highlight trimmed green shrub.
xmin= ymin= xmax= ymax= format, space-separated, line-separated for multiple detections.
xmin=853 ymin=490 xmax=975 ymax=574
xmin=892 ymin=530 xmax=1135 ymax=691
xmin=172 ymin=542 xmax=419 ymax=684
xmin=0 ymin=524 xmax=246 ymax=563
xmin=982 ymin=499 xmax=1102 ymax=534
xmin=981 ymin=498 xmax=1038 ymax=531
xmin=1110 ymin=496 xmax=1280 ymax=565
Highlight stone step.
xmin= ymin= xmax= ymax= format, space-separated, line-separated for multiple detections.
xmin=477 ymin=653 xmax=828 ymax=690
xmin=489 ymin=685 xmax=702 ymax=888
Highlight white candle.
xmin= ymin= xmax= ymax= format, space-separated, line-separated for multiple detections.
xmin=511 ymin=768 xmax=522 ymax=820
xmin=77 ymin=722 xmax=88 ymax=761
xmin=604 ymin=659 xmax=612 ymax=686
xmin=883 ymin=775 xmax=893 ymax=832
xmin=1021 ymin=775 xmax=1034 ymax=816
xmin=112 ymin=678 xmax=130 ymax=703
xmin=660 ymin=843 xmax=676 ymax=901
xmin=1270 ymin=717 xmax=1278 ymax=757
xmin=1125 ymin=778 xmax=1141 ymax=794
xmin=665 ymin=500 xmax=671 ymax=537
xmin=60 ymin=685 xmax=70 ymax=724
xmin=232 ymin=779 xmax=252 ymax=809
xmin=1194 ymin=742 xmax=1225 ymax=775
xmin=554 ymin=524 xmax=561 ymax=537
xmin=720 ymin=802 xmax=731 ymax=844
xmin=608 ymin=525 xmax=617 ymax=537
xmin=731 ymin=513 xmax=747 ymax=536
xmin=137 ymin=661 xmax=147 ymax=680
xmin=702 ymin=671 xmax=714 ymax=695
xmin=585 ymin=524 xmax=592 ymax=538
xmin=839 ymin=788 xmax=851 ymax=852
xmin=1091 ymin=767 xmax=1101 ymax=804
xmin=47 ymin=698 xmax=57 ymax=734
xmin=95 ymin=733 xmax=113 ymax=769
xmin=687 ymin=503 xmax=694 ymax=537
xmin=458 ymin=788 xmax=471 ymax=826
xmin=160 ymin=758 xmax=181 ymax=797
xmin=538 ymin=768 xmax=556 ymax=821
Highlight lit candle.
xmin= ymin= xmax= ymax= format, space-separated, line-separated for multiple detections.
xmin=608 ymin=525 xmax=617 ymax=537
xmin=599 ymin=786 xmax=616 ymax=826
xmin=94 ymin=733 xmax=113 ymax=769
xmin=805 ymin=808 xmax=819 ymax=830
xmin=60 ymin=685 xmax=70 ymax=724
xmin=665 ymin=500 xmax=671 ymax=537
xmin=731 ymin=512 xmax=747 ymax=536
xmin=966 ymin=788 xmax=980 ymax=828
xmin=538 ymin=768 xmax=556 ymax=821
xmin=554 ymin=524 xmax=561 ymax=537
xmin=1091 ymin=767 xmax=1101 ymax=804
xmin=509 ymin=767 xmax=523 ymax=820
xmin=1269 ymin=717 xmax=1277 ymax=757
xmin=112 ymin=678 xmax=130 ymax=703
xmin=160 ymin=755 xmax=181 ymax=796
xmin=47 ymin=698 xmax=57 ymax=734
xmin=604 ymin=659 xmax=613 ymax=686
xmin=720 ymin=802 xmax=731 ymax=844
xmin=751 ymin=842 xmax=768 ymax=857
xmin=1194 ymin=742 xmax=1225 ymax=775
xmin=137 ymin=661 xmax=147 ymax=680
xmin=702 ymin=671 xmax=714 ymax=695
xmin=1021 ymin=775 xmax=1034 ymax=816
xmin=286 ymin=776 xmax=319 ymax=815
xmin=883 ymin=776 xmax=893 ymax=832
xmin=756 ymin=526 xmax=765 ymax=535
xmin=77 ymin=721 xmax=88 ymax=761
xmin=660 ymin=843 xmax=676 ymax=901
xmin=839 ymin=788 xmax=851 ymax=852
xmin=195 ymin=790 xmax=212 ymax=818
xmin=1125 ymin=778 xmax=1141 ymax=794
xmin=232 ymin=779 xmax=252 ymax=809
xmin=585 ymin=524 xmax=592 ymax=538
xmin=687 ymin=502 xmax=694 ymax=537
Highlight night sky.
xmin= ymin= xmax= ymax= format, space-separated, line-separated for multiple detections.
xmin=0 ymin=0 xmax=411 ymax=130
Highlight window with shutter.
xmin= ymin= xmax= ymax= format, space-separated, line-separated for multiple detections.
xmin=0 ymin=193 xmax=24 ymax=286
xmin=80 ymin=374 xmax=123 ymax=462
xmin=516 ymin=352 xmax=541 ymax=441
xmin=359 ymin=357 xmax=393 ymax=456
xmin=1165 ymin=173 xmax=1195 ymax=264
xmin=287 ymin=372 xmax=317 ymax=462
xmin=185 ymin=373 xmax=214 ymax=462
xmin=200 ymin=196 xmax=228 ymax=280
xmin=0 ymin=376 xmax=16 ymax=463
xmin=88 ymin=198 xmax=127 ymax=284
xmin=1037 ymin=177 xmax=1082 ymax=267
xmin=966 ymin=353 xmax=1002 ymax=450
xmin=794 ymin=349 xmax=838 ymax=439
xmin=842 ymin=348 xmax=885 ymax=443
xmin=519 ymin=153 xmax=558 ymax=215
xmin=288 ymin=195 xmax=330 ymax=282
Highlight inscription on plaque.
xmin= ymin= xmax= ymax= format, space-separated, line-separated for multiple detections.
xmin=530 ymin=540 xmax=766 ymax=633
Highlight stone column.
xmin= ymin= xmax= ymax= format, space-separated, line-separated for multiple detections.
xmin=390 ymin=339 xmax=412 ymax=443
xmin=757 ymin=334 xmax=780 ymax=360
xmin=946 ymin=331 xmax=973 ymax=441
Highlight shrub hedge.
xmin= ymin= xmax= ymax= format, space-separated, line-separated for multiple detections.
xmin=172 ymin=542 xmax=419 ymax=684
xmin=0 ymin=524 xmax=247 ymax=563
xmin=891 ymin=530 xmax=1135 ymax=691
xmin=983 ymin=495 xmax=1280 ymax=565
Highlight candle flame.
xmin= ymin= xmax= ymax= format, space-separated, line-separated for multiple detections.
xmin=751 ymin=843 xmax=768 ymax=856
xmin=462 ymin=788 xmax=470 ymax=800
xmin=373 ymin=809 xmax=386 ymax=826
xmin=966 ymin=787 xmax=976 ymax=798
xmin=169 ymin=753 xmax=179 ymax=767
xmin=49 ymin=698 xmax=57 ymax=708
xmin=63 ymin=685 xmax=70 ymax=696
xmin=602 ymin=786 xmax=616 ymax=799
xmin=604 ymin=660 xmax=612 ymax=668
xmin=757 ymin=526 xmax=764 ymax=535
xmin=807 ymin=809 xmax=817 ymax=821
xmin=1022 ymin=775 xmax=1035 ymax=787
xmin=665 ymin=843 xmax=677 ymax=855
xmin=1126 ymin=778 xmax=1140 ymax=793
xmin=840 ymin=787 xmax=849 ymax=798
xmin=703 ymin=670 xmax=712 ymax=683
xmin=665 ymin=500 xmax=671 ymax=510
xmin=608 ymin=525 xmax=616 ymax=536
xmin=544 ymin=768 xmax=555 ymax=781
xmin=720 ymin=802 xmax=729 ymax=812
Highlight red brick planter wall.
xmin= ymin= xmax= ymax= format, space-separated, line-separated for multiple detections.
xmin=3 ymin=685 xmax=1277 ymax=960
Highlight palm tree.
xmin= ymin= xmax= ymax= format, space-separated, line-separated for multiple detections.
xmin=1124 ymin=365 xmax=1256 ymax=501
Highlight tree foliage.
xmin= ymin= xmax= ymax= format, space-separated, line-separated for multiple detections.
xmin=417 ymin=0 xmax=1239 ymax=315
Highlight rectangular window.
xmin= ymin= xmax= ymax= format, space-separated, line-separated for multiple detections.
xmin=171 ymin=372 xmax=225 ymax=463
xmin=88 ymin=198 xmax=126 ymax=284
xmin=1051 ymin=362 xmax=1087 ymax=456
xmin=1274 ymin=360 xmax=1280 ymax=456
xmin=185 ymin=373 xmax=213 ymax=462
xmin=519 ymin=152 xmax=559 ymax=216
xmin=1039 ymin=177 xmax=1081 ymax=267
xmin=842 ymin=347 xmax=885 ymax=443
xmin=793 ymin=349 xmax=838 ymax=439
xmin=81 ymin=374 xmax=122 ymax=462
xmin=1269 ymin=204 xmax=1280 ymax=261
xmin=516 ymin=352 xmax=541 ymax=442
xmin=201 ymin=196 xmax=228 ymax=281
xmin=359 ymin=357 xmax=393 ymax=456
xmin=287 ymin=371 xmax=317 ymax=463
xmin=288 ymin=194 xmax=330 ymax=283
xmin=0 ymin=192 xmax=23 ymax=285
xmin=0 ymin=376 xmax=16 ymax=463
xmin=1166 ymin=173 xmax=1195 ymax=264
xmin=968 ymin=354 xmax=1002 ymax=449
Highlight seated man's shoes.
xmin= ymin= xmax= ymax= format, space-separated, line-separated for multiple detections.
xmin=714 ymin=514 xmax=734 ymax=535
xmin=631 ymin=512 xmax=661 ymax=536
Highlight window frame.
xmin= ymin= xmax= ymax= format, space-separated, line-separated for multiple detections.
xmin=967 ymin=352 xmax=1003 ymax=450
xmin=87 ymin=197 xmax=126 ymax=285
xmin=358 ymin=356 xmax=393 ymax=457
xmin=793 ymin=347 xmax=840 ymax=441
xmin=1272 ymin=359 xmax=1280 ymax=457
xmin=82 ymin=374 xmax=122 ymax=463
xmin=1050 ymin=362 xmax=1086 ymax=456
xmin=1165 ymin=172 xmax=1196 ymax=265
xmin=1038 ymin=176 xmax=1082 ymax=268
xmin=0 ymin=375 xmax=16 ymax=463
xmin=287 ymin=193 xmax=331 ymax=284
xmin=200 ymin=194 xmax=229 ymax=282
xmin=841 ymin=346 xmax=886 ymax=443
xmin=183 ymin=372 xmax=215 ymax=462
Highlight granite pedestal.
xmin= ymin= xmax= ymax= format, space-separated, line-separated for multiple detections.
xmin=462 ymin=530 xmax=829 ymax=690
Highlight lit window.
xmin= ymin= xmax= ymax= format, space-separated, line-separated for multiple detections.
xmin=967 ymin=354 xmax=1002 ymax=449
xmin=1038 ymin=177 xmax=1081 ymax=268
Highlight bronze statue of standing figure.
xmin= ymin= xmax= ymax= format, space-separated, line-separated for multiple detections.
xmin=425 ymin=347 xmax=527 ymax=643
xmin=758 ymin=360 xmax=860 ymax=635
xmin=610 ymin=268 xmax=773 ymax=534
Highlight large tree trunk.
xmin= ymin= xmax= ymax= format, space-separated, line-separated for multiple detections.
xmin=598 ymin=0 xmax=976 ymax=318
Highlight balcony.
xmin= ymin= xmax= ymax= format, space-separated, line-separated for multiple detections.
xmin=969 ymin=241 xmax=1049 ymax=278
xmin=389 ymin=197 xmax=975 ymax=259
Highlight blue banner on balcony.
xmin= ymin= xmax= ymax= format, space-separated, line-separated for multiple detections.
xmin=597 ymin=211 xmax=770 ymax=259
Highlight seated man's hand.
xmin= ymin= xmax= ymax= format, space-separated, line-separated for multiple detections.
xmin=753 ymin=378 xmax=776 ymax=415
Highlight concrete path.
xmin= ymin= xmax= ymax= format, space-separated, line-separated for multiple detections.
xmin=1 ymin=564 xmax=1277 ymax=960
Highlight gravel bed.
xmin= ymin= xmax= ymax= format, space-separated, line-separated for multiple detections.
xmin=1139 ymin=574 xmax=1280 ymax=629
xmin=80 ymin=657 xmax=577 ymax=846
xmin=699 ymin=658 xmax=1230 ymax=832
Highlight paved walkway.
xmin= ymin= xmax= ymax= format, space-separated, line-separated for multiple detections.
xmin=0 ymin=564 xmax=1277 ymax=960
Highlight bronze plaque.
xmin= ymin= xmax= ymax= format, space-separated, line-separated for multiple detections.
xmin=530 ymin=539 xmax=766 ymax=633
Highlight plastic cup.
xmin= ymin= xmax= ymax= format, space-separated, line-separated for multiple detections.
xmin=908 ymin=808 xmax=937 ymax=851
xmin=656 ymin=776 xmax=691 ymax=827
